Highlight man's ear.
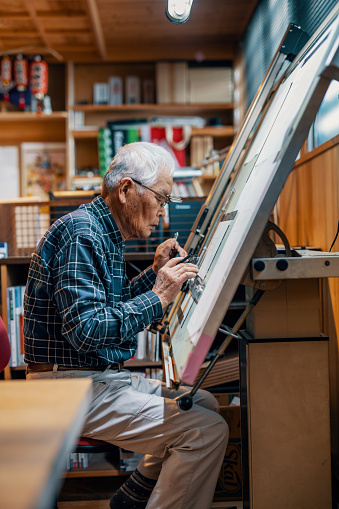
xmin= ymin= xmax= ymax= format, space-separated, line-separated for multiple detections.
xmin=118 ymin=178 xmax=133 ymax=204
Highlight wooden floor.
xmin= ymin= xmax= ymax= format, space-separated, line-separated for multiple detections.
xmin=58 ymin=501 xmax=243 ymax=509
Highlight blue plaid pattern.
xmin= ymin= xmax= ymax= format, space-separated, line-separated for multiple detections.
xmin=24 ymin=196 xmax=163 ymax=367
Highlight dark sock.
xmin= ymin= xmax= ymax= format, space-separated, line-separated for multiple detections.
xmin=110 ymin=469 xmax=157 ymax=509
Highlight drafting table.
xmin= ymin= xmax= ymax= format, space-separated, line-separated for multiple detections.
xmin=163 ymin=4 xmax=339 ymax=387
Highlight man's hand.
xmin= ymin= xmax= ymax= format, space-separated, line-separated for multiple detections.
xmin=152 ymin=238 xmax=186 ymax=274
xmin=152 ymin=257 xmax=199 ymax=310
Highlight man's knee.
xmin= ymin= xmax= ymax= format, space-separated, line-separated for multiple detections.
xmin=193 ymin=388 xmax=220 ymax=413
xmin=213 ymin=411 xmax=229 ymax=444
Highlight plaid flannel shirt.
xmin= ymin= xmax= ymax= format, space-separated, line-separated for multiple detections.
xmin=24 ymin=196 xmax=163 ymax=367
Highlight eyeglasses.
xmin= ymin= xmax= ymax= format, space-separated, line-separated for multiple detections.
xmin=131 ymin=178 xmax=182 ymax=204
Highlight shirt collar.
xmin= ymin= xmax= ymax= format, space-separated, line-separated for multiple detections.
xmin=84 ymin=196 xmax=125 ymax=252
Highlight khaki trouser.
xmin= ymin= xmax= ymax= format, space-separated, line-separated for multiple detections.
xmin=27 ymin=367 xmax=229 ymax=509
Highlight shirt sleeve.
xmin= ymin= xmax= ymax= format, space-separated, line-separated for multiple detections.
xmin=130 ymin=265 xmax=157 ymax=297
xmin=53 ymin=235 xmax=163 ymax=354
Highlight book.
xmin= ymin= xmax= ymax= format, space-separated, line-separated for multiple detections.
xmin=126 ymin=128 xmax=140 ymax=144
xmin=6 ymin=285 xmax=26 ymax=367
xmin=191 ymin=178 xmax=205 ymax=197
xmin=172 ymin=62 xmax=189 ymax=103
xmin=93 ymin=83 xmax=109 ymax=104
xmin=135 ymin=329 xmax=162 ymax=362
xmin=155 ymin=62 xmax=189 ymax=103
xmin=14 ymin=285 xmax=24 ymax=366
xmin=150 ymin=126 xmax=187 ymax=167
xmin=139 ymin=124 xmax=151 ymax=142
xmin=135 ymin=330 xmax=147 ymax=360
xmin=202 ymin=136 xmax=214 ymax=174
xmin=78 ymin=452 xmax=88 ymax=469
xmin=190 ymin=136 xmax=205 ymax=168
xmin=171 ymin=182 xmax=180 ymax=198
xmin=186 ymin=181 xmax=196 ymax=197
xmin=176 ymin=181 xmax=190 ymax=198
xmin=108 ymin=76 xmax=123 ymax=105
xmin=111 ymin=128 xmax=126 ymax=156
xmin=143 ymin=80 xmax=154 ymax=103
xmin=98 ymin=127 xmax=113 ymax=176
xmin=0 ymin=242 xmax=8 ymax=258
xmin=7 ymin=287 xmax=17 ymax=367
xmin=125 ymin=76 xmax=141 ymax=104
xmin=108 ymin=119 xmax=149 ymax=156
xmin=155 ymin=62 xmax=171 ymax=104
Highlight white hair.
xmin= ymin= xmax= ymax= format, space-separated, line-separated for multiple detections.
xmin=102 ymin=142 xmax=175 ymax=197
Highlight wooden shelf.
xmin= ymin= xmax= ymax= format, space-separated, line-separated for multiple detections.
xmin=200 ymin=174 xmax=217 ymax=181
xmin=72 ymin=125 xmax=235 ymax=139
xmin=65 ymin=465 xmax=127 ymax=478
xmin=0 ymin=112 xmax=67 ymax=143
xmin=71 ymin=103 xmax=234 ymax=112
xmin=191 ymin=126 xmax=235 ymax=137
xmin=0 ymin=256 xmax=31 ymax=265
xmin=64 ymin=454 xmax=129 ymax=479
xmin=72 ymin=129 xmax=99 ymax=139
xmin=65 ymin=468 xmax=126 ymax=478
xmin=125 ymin=359 xmax=162 ymax=369
xmin=0 ymin=111 xmax=68 ymax=121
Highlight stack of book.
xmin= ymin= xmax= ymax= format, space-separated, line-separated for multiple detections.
xmin=6 ymin=285 xmax=25 ymax=367
xmin=155 ymin=62 xmax=233 ymax=104
xmin=135 ymin=329 xmax=161 ymax=362
xmin=66 ymin=452 xmax=89 ymax=470
xmin=107 ymin=119 xmax=190 ymax=168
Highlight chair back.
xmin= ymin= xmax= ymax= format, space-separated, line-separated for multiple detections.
xmin=0 ymin=317 xmax=11 ymax=373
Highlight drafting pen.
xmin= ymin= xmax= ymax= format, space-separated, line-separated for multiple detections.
xmin=177 ymin=253 xmax=194 ymax=264
xmin=169 ymin=232 xmax=179 ymax=257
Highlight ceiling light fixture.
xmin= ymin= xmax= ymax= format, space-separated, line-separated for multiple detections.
xmin=166 ymin=0 xmax=194 ymax=24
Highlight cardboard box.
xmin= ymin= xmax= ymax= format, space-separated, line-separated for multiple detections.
xmin=189 ymin=67 xmax=233 ymax=104
xmin=214 ymin=404 xmax=242 ymax=501
xmin=213 ymin=392 xmax=239 ymax=408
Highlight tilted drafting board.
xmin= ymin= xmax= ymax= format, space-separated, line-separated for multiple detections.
xmin=185 ymin=23 xmax=309 ymax=254
xmin=168 ymin=5 xmax=339 ymax=386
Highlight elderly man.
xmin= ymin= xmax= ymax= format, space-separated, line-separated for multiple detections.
xmin=24 ymin=142 xmax=228 ymax=509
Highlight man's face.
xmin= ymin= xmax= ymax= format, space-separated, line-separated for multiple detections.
xmin=125 ymin=170 xmax=173 ymax=239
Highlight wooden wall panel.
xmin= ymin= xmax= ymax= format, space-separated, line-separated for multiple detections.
xmin=277 ymin=136 xmax=339 ymax=458
xmin=275 ymin=168 xmax=299 ymax=246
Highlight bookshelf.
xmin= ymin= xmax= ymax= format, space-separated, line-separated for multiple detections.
xmin=67 ymin=62 xmax=235 ymax=191
xmin=0 ymin=61 xmax=234 ymax=194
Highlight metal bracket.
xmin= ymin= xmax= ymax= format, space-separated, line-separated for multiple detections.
xmin=177 ymin=289 xmax=265 ymax=410
xmin=218 ymin=324 xmax=241 ymax=340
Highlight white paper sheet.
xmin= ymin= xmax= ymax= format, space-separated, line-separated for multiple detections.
xmin=0 ymin=146 xmax=20 ymax=199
